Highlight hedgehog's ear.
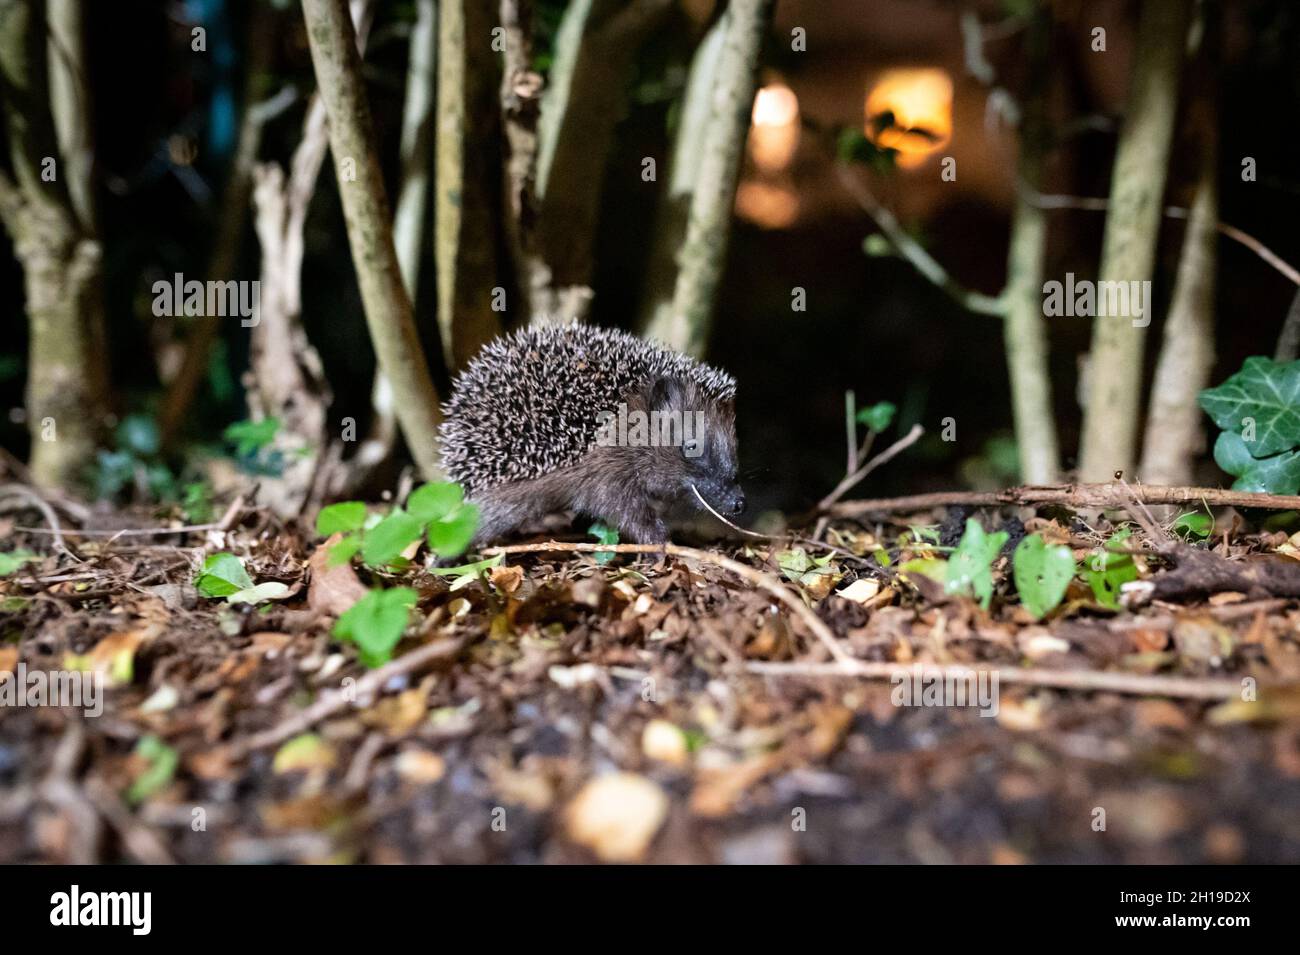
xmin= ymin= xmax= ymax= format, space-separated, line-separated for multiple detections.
xmin=645 ymin=376 xmax=684 ymax=412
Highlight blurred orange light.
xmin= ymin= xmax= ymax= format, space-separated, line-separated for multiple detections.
xmin=864 ymin=68 xmax=953 ymax=169
xmin=749 ymin=82 xmax=800 ymax=174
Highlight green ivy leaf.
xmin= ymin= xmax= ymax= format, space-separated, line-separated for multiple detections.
xmin=944 ymin=518 xmax=1008 ymax=609
xmin=1213 ymin=431 xmax=1300 ymax=495
xmin=194 ymin=552 xmax=254 ymax=598
xmin=316 ymin=501 xmax=367 ymax=537
xmin=362 ymin=509 xmax=425 ymax=567
xmin=855 ymin=401 xmax=897 ymax=433
xmin=1198 ymin=357 xmax=1300 ymax=457
xmin=1170 ymin=511 xmax=1213 ymax=539
xmin=1012 ymin=534 xmax=1075 ymax=619
xmin=0 ymin=549 xmax=39 ymax=576
xmin=333 ymin=587 xmax=418 ymax=668
xmin=407 ymin=482 xmax=464 ymax=523
xmin=1082 ymin=529 xmax=1139 ymax=609
xmin=427 ymin=503 xmax=479 ymax=559
xmin=589 ymin=522 xmax=620 ymax=565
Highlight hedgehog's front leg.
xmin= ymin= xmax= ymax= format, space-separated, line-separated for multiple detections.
xmin=616 ymin=510 xmax=669 ymax=545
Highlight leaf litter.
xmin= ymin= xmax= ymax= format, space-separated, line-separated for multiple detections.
xmin=3 ymin=499 xmax=1300 ymax=864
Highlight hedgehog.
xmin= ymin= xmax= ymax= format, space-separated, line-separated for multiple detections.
xmin=439 ymin=324 xmax=745 ymax=545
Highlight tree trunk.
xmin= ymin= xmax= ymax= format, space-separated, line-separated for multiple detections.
xmin=301 ymin=0 xmax=445 ymax=479
xmin=638 ymin=13 xmax=726 ymax=339
xmin=647 ymin=0 xmax=774 ymax=357
xmin=434 ymin=0 xmax=502 ymax=368
xmin=353 ymin=0 xmax=438 ymax=482
xmin=0 ymin=0 xmax=109 ymax=489
xmin=1078 ymin=0 xmax=1190 ymax=481
xmin=1140 ymin=11 xmax=1218 ymax=486
xmin=529 ymin=0 xmax=670 ymax=324
xmin=1001 ymin=5 xmax=1059 ymax=484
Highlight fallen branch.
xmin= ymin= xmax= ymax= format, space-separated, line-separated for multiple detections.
xmin=818 ymin=423 xmax=925 ymax=512
xmin=745 ymin=659 xmax=1247 ymax=701
xmin=0 ymin=482 xmax=72 ymax=556
xmin=828 ymin=482 xmax=1300 ymax=517
xmin=231 ymin=636 xmax=465 ymax=756
xmin=1140 ymin=548 xmax=1300 ymax=602
xmin=481 ymin=541 xmax=855 ymax=665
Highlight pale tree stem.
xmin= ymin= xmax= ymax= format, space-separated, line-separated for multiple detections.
xmin=1078 ymin=0 xmax=1190 ymax=482
xmin=300 ymin=0 xmax=445 ymax=479
xmin=1001 ymin=4 xmax=1059 ymax=484
xmin=434 ymin=0 xmax=502 ymax=368
xmin=1140 ymin=8 xmax=1218 ymax=487
xmin=0 ymin=0 xmax=109 ymax=489
xmin=653 ymin=0 xmax=774 ymax=357
xmin=530 ymin=0 xmax=670 ymax=324
xmin=354 ymin=0 xmax=438 ymax=481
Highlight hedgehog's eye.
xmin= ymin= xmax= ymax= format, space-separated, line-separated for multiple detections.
xmin=682 ymin=438 xmax=702 ymax=459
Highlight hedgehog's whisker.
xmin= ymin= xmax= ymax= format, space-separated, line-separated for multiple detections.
xmin=690 ymin=484 xmax=768 ymax=540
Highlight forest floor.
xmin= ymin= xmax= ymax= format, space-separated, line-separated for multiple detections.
xmin=3 ymin=488 xmax=1300 ymax=864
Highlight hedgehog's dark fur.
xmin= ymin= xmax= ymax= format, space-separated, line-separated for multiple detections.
xmin=439 ymin=324 xmax=743 ymax=545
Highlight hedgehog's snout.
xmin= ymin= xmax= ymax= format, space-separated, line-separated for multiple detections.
xmin=726 ymin=488 xmax=746 ymax=515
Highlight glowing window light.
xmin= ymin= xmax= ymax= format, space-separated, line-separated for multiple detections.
xmin=864 ymin=68 xmax=953 ymax=169
xmin=749 ymin=82 xmax=800 ymax=174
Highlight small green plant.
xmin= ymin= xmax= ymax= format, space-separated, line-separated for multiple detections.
xmin=1200 ymin=357 xmax=1300 ymax=495
xmin=333 ymin=587 xmax=419 ymax=667
xmin=318 ymin=482 xmax=479 ymax=568
xmin=193 ymin=552 xmax=289 ymax=606
xmin=1012 ymin=534 xmax=1075 ymax=620
xmin=0 ymin=549 xmax=38 ymax=576
xmin=944 ymin=518 xmax=1008 ymax=609
xmin=92 ymin=413 xmax=177 ymax=501
xmin=588 ymin=522 xmax=619 ymax=564
xmin=223 ymin=417 xmax=287 ymax=476
xmin=1170 ymin=510 xmax=1213 ymax=540
xmin=855 ymin=401 xmax=897 ymax=434
xmin=1082 ymin=529 xmax=1139 ymax=609
xmin=126 ymin=735 xmax=179 ymax=804
xmin=181 ymin=481 xmax=216 ymax=524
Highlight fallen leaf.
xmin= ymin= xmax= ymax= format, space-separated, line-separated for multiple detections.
xmin=63 ymin=629 xmax=149 ymax=687
xmin=641 ymin=719 xmax=689 ymax=766
xmin=394 ymin=749 xmax=446 ymax=785
xmin=273 ymin=733 xmax=338 ymax=774
xmin=489 ymin=564 xmax=524 ymax=594
xmin=307 ymin=535 xmax=368 ymax=617
xmin=566 ymin=773 xmax=669 ymax=862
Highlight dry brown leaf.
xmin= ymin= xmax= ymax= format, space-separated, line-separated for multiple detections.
xmin=307 ymin=535 xmax=368 ymax=617
xmin=690 ymin=752 xmax=783 ymax=817
xmin=361 ymin=687 xmax=429 ymax=737
xmin=489 ymin=564 xmax=524 ymax=594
